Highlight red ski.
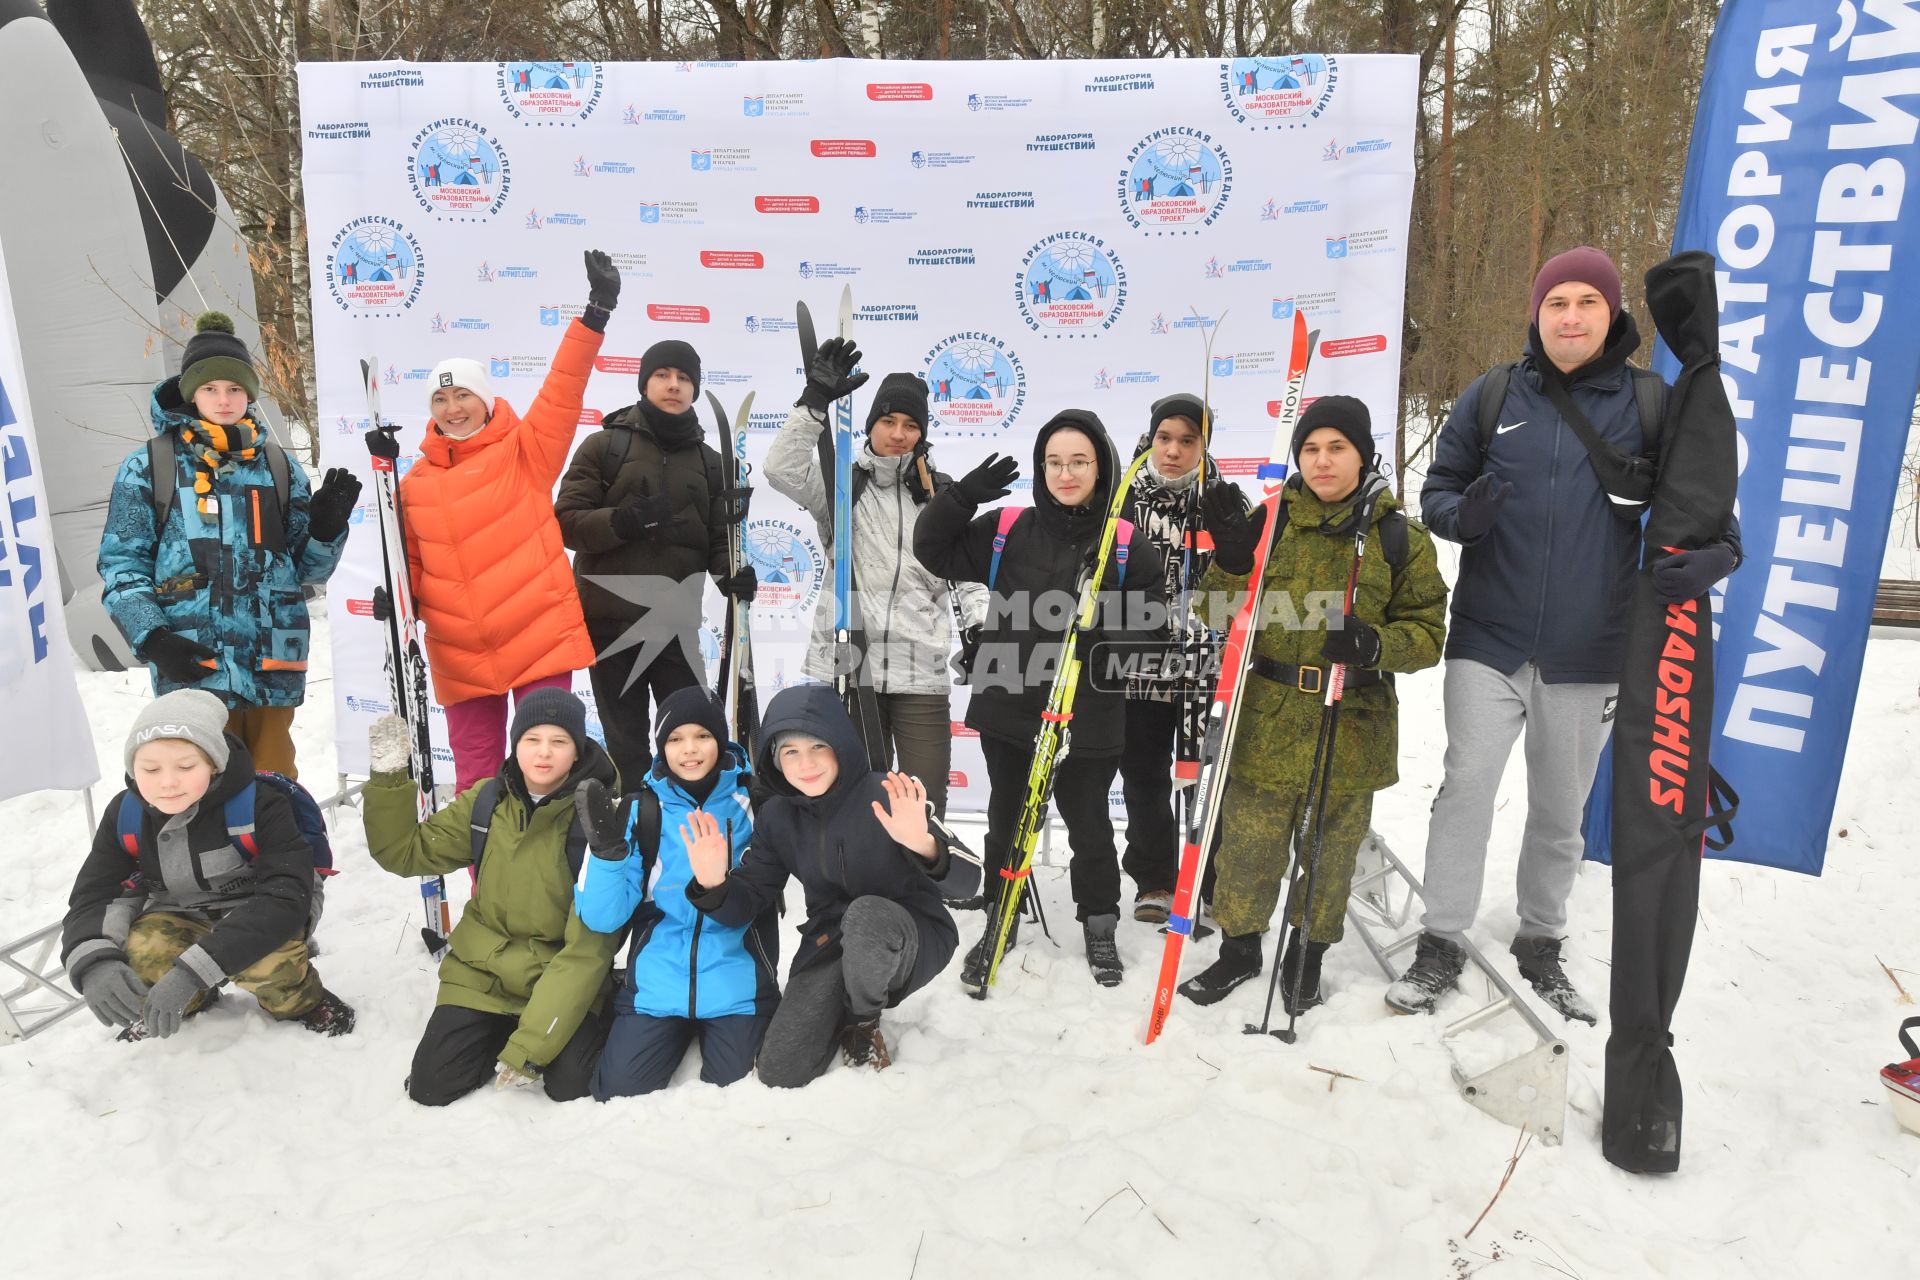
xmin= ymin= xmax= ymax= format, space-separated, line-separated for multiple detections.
xmin=1145 ymin=309 xmax=1316 ymax=1044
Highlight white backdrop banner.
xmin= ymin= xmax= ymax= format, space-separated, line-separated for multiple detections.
xmin=0 ymin=244 xmax=101 ymax=800
xmin=298 ymin=55 xmax=1417 ymax=811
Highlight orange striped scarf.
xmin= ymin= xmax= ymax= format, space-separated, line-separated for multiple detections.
xmin=179 ymin=417 xmax=260 ymax=521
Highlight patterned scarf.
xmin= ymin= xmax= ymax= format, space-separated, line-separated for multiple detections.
xmin=179 ymin=417 xmax=261 ymax=521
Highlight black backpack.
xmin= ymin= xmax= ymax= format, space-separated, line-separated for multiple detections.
xmin=1473 ymin=361 xmax=1666 ymax=459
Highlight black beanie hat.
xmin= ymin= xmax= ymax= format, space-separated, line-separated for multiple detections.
xmin=865 ymin=372 xmax=929 ymax=436
xmin=510 ymin=687 xmax=589 ymax=755
xmin=653 ymin=687 xmax=730 ymax=758
xmin=179 ymin=311 xmax=260 ymax=402
xmin=1149 ymin=393 xmax=1208 ymax=435
xmin=1290 ymin=395 xmax=1376 ymax=469
xmin=639 ymin=340 xmax=701 ymax=396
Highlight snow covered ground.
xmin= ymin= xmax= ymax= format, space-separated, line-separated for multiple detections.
xmin=3 ymin=600 xmax=1916 ymax=1279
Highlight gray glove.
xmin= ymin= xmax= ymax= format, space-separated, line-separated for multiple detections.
xmin=369 ymin=713 xmax=413 ymax=775
xmin=78 ymin=959 xmax=148 ymax=1028
xmin=142 ymin=965 xmax=207 ymax=1040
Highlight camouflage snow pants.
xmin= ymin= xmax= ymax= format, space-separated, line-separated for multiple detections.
xmin=1213 ymin=777 xmax=1372 ymax=943
xmin=126 ymin=911 xmax=323 ymax=1019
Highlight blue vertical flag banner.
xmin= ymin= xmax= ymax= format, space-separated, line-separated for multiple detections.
xmin=1669 ymin=0 xmax=1920 ymax=874
xmin=0 ymin=245 xmax=101 ymax=801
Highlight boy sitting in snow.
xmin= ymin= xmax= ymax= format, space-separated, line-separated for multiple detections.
xmin=61 ymin=690 xmax=354 ymax=1041
xmin=685 ymin=685 xmax=958 ymax=1085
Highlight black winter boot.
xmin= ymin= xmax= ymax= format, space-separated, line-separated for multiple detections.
xmin=1083 ymin=913 xmax=1124 ymax=987
xmin=1280 ymin=933 xmax=1330 ymax=1016
xmin=1384 ymin=931 xmax=1467 ymax=1015
xmin=1509 ymin=936 xmax=1598 ymax=1026
xmin=1178 ymin=932 xmax=1264 ymax=1006
xmin=299 ymin=989 xmax=357 ymax=1037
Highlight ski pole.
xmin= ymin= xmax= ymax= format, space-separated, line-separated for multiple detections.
xmin=1245 ymin=676 xmax=1338 ymax=1041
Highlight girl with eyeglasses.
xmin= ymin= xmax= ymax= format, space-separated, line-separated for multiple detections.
xmin=913 ymin=411 xmax=1167 ymax=991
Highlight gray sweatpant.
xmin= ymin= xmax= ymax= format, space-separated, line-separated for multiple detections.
xmin=1419 ymin=658 xmax=1617 ymax=942
xmin=757 ymin=896 xmax=921 ymax=1089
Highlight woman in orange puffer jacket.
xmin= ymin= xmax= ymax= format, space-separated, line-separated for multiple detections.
xmin=399 ymin=250 xmax=621 ymax=793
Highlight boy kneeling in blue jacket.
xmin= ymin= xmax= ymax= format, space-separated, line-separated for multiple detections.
xmin=575 ymin=690 xmax=773 ymax=1098
xmin=682 ymin=685 xmax=959 ymax=1085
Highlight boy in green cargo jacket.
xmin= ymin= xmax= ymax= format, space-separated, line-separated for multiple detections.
xmin=1179 ymin=396 xmax=1448 ymax=1018
xmin=363 ymin=688 xmax=620 ymax=1104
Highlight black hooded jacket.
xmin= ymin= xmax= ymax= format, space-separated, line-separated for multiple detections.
xmin=913 ymin=409 xmax=1167 ymax=755
xmin=687 ymin=685 xmax=959 ymax=992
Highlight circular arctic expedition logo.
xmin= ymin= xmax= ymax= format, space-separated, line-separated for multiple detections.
xmin=1015 ymin=233 xmax=1127 ymax=336
xmin=923 ymin=333 xmax=1028 ymax=438
xmin=745 ymin=519 xmax=823 ymax=613
xmin=496 ymin=61 xmax=604 ymax=125
xmin=408 ymin=119 xmax=511 ymax=220
xmin=1219 ymin=55 xmax=1338 ymax=128
xmin=1119 ymin=128 xmax=1232 ymax=233
xmin=324 ymin=217 xmax=425 ymax=314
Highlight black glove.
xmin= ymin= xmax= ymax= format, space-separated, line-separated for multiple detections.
xmin=720 ymin=564 xmax=758 ymax=602
xmin=142 ymin=629 xmax=218 ymax=683
xmin=1202 ymin=483 xmax=1268 ymax=576
xmin=1321 ymin=614 xmax=1383 ymax=668
xmin=1454 ymin=472 xmax=1515 ymax=542
xmin=797 ymin=337 xmax=869 ymax=413
xmin=953 ymin=454 xmax=1020 ymax=507
xmin=610 ymin=481 xmax=672 ymax=541
xmin=1652 ymin=542 xmax=1737 ymax=604
xmin=366 ymin=424 xmax=400 ymax=461
xmin=576 ymin=778 xmax=631 ymax=860
xmin=951 ymin=624 xmax=983 ymax=684
xmin=585 ymin=248 xmax=620 ymax=310
xmin=307 ymin=467 xmax=362 ymax=542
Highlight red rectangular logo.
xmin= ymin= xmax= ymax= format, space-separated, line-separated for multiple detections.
xmin=578 ymin=409 xmax=603 ymax=426
xmin=346 ymin=598 xmax=375 ymax=617
xmin=810 ymin=139 xmax=877 ymax=158
xmin=1320 ymin=334 xmax=1388 ymax=358
xmin=645 ymin=305 xmax=712 ymax=324
xmin=699 ymin=250 xmax=765 ymax=269
xmin=593 ymin=355 xmax=642 ymax=374
xmin=866 ymin=83 xmax=933 ymax=101
xmin=753 ymin=195 xmax=820 ymax=214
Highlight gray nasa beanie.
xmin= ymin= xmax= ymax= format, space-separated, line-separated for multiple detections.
xmin=125 ymin=689 xmax=232 ymax=774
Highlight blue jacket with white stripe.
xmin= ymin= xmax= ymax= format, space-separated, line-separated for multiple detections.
xmin=574 ymin=747 xmax=777 ymax=1021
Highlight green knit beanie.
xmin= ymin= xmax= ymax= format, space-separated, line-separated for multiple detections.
xmin=179 ymin=311 xmax=260 ymax=402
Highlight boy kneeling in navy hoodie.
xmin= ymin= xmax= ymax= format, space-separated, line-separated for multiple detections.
xmin=685 ymin=685 xmax=958 ymax=1084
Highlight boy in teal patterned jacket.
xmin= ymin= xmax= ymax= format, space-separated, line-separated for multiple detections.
xmin=96 ymin=312 xmax=360 ymax=778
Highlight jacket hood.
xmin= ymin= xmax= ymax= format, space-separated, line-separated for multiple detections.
xmin=753 ymin=684 xmax=870 ymax=804
xmin=148 ymin=375 xmax=264 ymax=436
xmin=502 ymin=735 xmax=618 ymax=804
xmin=1032 ymin=409 xmax=1123 ymax=522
